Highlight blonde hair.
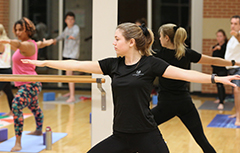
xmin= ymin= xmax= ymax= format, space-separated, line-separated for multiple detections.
xmin=159 ymin=23 xmax=187 ymax=60
xmin=0 ymin=24 xmax=9 ymax=40
xmin=13 ymin=17 xmax=36 ymax=38
xmin=117 ymin=22 xmax=154 ymax=56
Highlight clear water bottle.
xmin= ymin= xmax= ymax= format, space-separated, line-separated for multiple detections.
xmin=45 ymin=126 xmax=52 ymax=150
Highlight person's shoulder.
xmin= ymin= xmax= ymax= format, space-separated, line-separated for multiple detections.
xmin=73 ymin=24 xmax=80 ymax=29
xmin=145 ymin=55 xmax=164 ymax=62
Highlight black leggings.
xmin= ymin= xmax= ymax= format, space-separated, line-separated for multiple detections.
xmin=214 ymin=70 xmax=227 ymax=104
xmin=151 ymin=96 xmax=216 ymax=153
xmin=0 ymin=68 xmax=14 ymax=111
xmin=87 ymin=129 xmax=169 ymax=153
xmin=216 ymin=83 xmax=225 ymax=104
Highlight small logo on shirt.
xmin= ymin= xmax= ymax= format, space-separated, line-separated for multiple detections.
xmin=132 ymin=70 xmax=144 ymax=76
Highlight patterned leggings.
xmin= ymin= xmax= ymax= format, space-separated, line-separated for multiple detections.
xmin=12 ymin=82 xmax=44 ymax=137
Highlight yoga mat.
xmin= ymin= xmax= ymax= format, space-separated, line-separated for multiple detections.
xmin=198 ymin=101 xmax=234 ymax=111
xmin=0 ymin=113 xmax=32 ymax=128
xmin=0 ymin=131 xmax=67 ymax=152
xmin=43 ymin=94 xmax=91 ymax=104
xmin=207 ymin=114 xmax=240 ymax=128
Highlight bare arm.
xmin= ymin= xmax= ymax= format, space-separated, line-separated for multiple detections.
xmin=0 ymin=43 xmax=4 ymax=53
xmin=198 ymin=54 xmax=240 ymax=67
xmin=210 ymin=45 xmax=221 ymax=52
xmin=36 ymin=39 xmax=54 ymax=49
xmin=231 ymin=30 xmax=240 ymax=42
xmin=21 ymin=59 xmax=103 ymax=74
xmin=0 ymin=39 xmax=35 ymax=56
xmin=162 ymin=65 xmax=240 ymax=87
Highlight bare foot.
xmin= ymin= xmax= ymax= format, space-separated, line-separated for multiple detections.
xmin=66 ymin=97 xmax=75 ymax=103
xmin=11 ymin=143 xmax=22 ymax=152
xmin=229 ymin=114 xmax=237 ymax=118
xmin=2 ymin=111 xmax=13 ymax=116
xmin=62 ymin=93 xmax=70 ymax=97
xmin=214 ymin=99 xmax=220 ymax=103
xmin=235 ymin=121 xmax=240 ymax=126
xmin=218 ymin=104 xmax=224 ymax=110
xmin=27 ymin=130 xmax=42 ymax=135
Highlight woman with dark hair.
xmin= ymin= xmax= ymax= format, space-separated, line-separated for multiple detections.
xmin=211 ymin=29 xmax=228 ymax=109
xmin=0 ymin=17 xmax=53 ymax=152
xmin=151 ymin=23 xmax=240 ymax=153
xmin=22 ymin=22 xmax=240 ymax=153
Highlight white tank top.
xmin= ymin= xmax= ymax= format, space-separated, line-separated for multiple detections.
xmin=0 ymin=44 xmax=11 ymax=68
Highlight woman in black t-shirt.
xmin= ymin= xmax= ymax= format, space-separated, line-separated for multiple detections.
xmin=211 ymin=29 xmax=228 ymax=109
xmin=22 ymin=23 xmax=240 ymax=153
xmin=152 ymin=24 xmax=240 ymax=153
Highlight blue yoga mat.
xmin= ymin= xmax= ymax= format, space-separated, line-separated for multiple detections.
xmin=207 ymin=114 xmax=240 ymax=128
xmin=0 ymin=131 xmax=67 ymax=152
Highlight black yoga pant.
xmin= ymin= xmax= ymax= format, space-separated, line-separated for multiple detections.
xmin=0 ymin=68 xmax=14 ymax=111
xmin=216 ymin=83 xmax=225 ymax=104
xmin=214 ymin=70 xmax=227 ymax=104
xmin=87 ymin=129 xmax=169 ymax=153
xmin=151 ymin=96 xmax=216 ymax=153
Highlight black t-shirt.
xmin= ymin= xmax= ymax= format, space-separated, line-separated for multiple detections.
xmin=99 ymin=56 xmax=169 ymax=133
xmin=211 ymin=42 xmax=227 ymax=73
xmin=154 ymin=47 xmax=201 ymax=100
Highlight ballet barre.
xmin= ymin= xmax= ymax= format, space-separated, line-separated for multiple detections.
xmin=0 ymin=74 xmax=106 ymax=111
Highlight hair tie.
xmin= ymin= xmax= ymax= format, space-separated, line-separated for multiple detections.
xmin=139 ymin=23 xmax=149 ymax=36
xmin=173 ymin=26 xmax=179 ymax=32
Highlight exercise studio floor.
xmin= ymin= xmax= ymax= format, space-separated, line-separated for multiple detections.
xmin=0 ymin=89 xmax=239 ymax=153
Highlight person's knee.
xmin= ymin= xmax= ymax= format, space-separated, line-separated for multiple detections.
xmin=12 ymin=103 xmax=19 ymax=112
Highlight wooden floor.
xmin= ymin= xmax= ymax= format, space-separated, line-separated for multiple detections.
xmin=0 ymin=89 xmax=240 ymax=153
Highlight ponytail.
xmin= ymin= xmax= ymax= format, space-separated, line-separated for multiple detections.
xmin=159 ymin=24 xmax=187 ymax=60
xmin=174 ymin=27 xmax=187 ymax=60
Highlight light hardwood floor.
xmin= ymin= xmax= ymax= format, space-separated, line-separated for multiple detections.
xmin=0 ymin=89 xmax=239 ymax=153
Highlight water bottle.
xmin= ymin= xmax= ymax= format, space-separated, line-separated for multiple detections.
xmin=45 ymin=126 xmax=52 ymax=150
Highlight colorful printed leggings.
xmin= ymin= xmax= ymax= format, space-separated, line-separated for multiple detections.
xmin=12 ymin=82 xmax=44 ymax=137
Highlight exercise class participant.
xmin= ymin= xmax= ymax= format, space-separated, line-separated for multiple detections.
xmin=0 ymin=17 xmax=53 ymax=152
xmin=152 ymin=23 xmax=240 ymax=153
xmin=22 ymin=23 xmax=240 ymax=153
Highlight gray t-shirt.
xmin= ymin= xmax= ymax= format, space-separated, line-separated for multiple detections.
xmin=56 ymin=24 xmax=80 ymax=59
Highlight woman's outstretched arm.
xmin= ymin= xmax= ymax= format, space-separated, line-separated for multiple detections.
xmin=21 ymin=59 xmax=103 ymax=74
xmin=198 ymin=54 xmax=240 ymax=67
xmin=36 ymin=38 xmax=54 ymax=49
xmin=162 ymin=65 xmax=240 ymax=87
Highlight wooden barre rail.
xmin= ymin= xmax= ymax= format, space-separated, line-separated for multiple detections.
xmin=0 ymin=74 xmax=105 ymax=83
xmin=0 ymin=74 xmax=106 ymax=111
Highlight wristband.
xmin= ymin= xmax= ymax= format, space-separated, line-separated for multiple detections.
xmin=211 ymin=74 xmax=217 ymax=84
xmin=231 ymin=60 xmax=236 ymax=66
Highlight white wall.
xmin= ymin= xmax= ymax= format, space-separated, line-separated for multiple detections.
xmin=9 ymin=0 xmax=22 ymax=39
xmin=91 ymin=0 xmax=117 ymax=146
xmin=190 ymin=0 xmax=203 ymax=92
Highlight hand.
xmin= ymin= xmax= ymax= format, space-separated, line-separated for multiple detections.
xmin=230 ymin=30 xmax=238 ymax=37
xmin=213 ymin=45 xmax=221 ymax=51
xmin=235 ymin=62 xmax=240 ymax=67
xmin=21 ymin=59 xmax=45 ymax=67
xmin=43 ymin=38 xmax=54 ymax=46
xmin=53 ymin=39 xmax=57 ymax=45
xmin=0 ymin=39 xmax=10 ymax=44
xmin=216 ymin=75 xmax=240 ymax=87
xmin=68 ymin=36 xmax=75 ymax=40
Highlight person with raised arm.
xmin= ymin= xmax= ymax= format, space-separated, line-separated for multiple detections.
xmin=22 ymin=23 xmax=240 ymax=153
xmin=0 ymin=17 xmax=53 ymax=152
